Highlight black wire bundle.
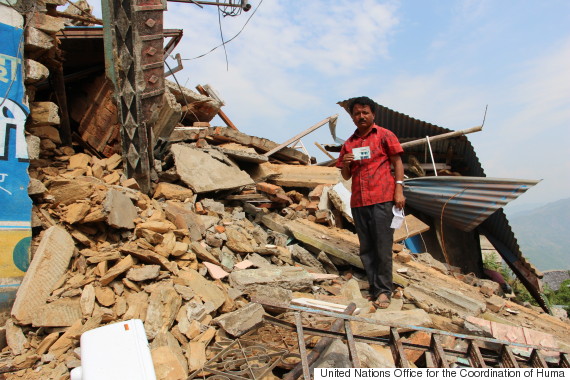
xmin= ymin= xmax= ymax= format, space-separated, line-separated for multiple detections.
xmin=219 ymin=0 xmax=243 ymax=17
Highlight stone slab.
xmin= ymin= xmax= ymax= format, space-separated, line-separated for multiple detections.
xmin=404 ymin=283 xmax=486 ymax=319
xmin=11 ymin=226 xmax=75 ymax=325
xmin=229 ymin=267 xmax=313 ymax=293
xmin=104 ymin=189 xmax=138 ymax=229
xmin=171 ymin=143 xmax=253 ymax=193
xmin=214 ymin=303 xmax=265 ymax=337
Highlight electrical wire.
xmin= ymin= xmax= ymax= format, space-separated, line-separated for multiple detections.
xmin=439 ymin=186 xmax=473 ymax=266
xmin=182 ymin=0 xmax=264 ymax=61
xmin=219 ymin=0 xmax=243 ymax=17
xmin=0 ymin=1 xmax=38 ymax=110
xmin=163 ymin=59 xmax=200 ymax=123
xmin=217 ymin=6 xmax=229 ymax=71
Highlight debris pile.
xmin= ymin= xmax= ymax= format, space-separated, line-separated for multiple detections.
xmin=2 ymin=115 xmax=569 ymax=378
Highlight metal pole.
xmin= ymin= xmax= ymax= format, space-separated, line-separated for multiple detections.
xmin=426 ymin=136 xmax=438 ymax=176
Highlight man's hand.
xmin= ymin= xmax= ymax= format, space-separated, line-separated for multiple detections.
xmin=394 ymin=187 xmax=405 ymax=209
xmin=342 ymin=153 xmax=354 ymax=165
xmin=390 ymin=154 xmax=405 ymax=209
xmin=340 ymin=153 xmax=354 ymax=180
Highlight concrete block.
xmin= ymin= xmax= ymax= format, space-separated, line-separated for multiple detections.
xmin=24 ymin=27 xmax=54 ymax=51
xmin=214 ymin=303 xmax=265 ymax=337
xmin=29 ymin=102 xmax=60 ymax=126
xmin=24 ymin=59 xmax=49 ymax=84
xmin=153 ymin=182 xmax=194 ymax=201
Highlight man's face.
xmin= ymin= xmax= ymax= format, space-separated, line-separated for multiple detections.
xmin=351 ymin=104 xmax=375 ymax=132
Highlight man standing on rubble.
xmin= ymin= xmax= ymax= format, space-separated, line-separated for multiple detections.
xmin=336 ymin=96 xmax=405 ymax=309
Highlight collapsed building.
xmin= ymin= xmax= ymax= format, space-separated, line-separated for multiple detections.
xmin=0 ymin=0 xmax=568 ymax=378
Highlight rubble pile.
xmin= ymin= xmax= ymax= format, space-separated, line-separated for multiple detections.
xmin=2 ymin=1 xmax=569 ymax=379
xmin=1 ymin=128 xmax=569 ymax=378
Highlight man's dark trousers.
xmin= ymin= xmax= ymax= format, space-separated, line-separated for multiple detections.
xmin=352 ymin=201 xmax=394 ymax=299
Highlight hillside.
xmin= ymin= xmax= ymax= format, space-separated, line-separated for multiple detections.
xmin=508 ymin=198 xmax=570 ymax=271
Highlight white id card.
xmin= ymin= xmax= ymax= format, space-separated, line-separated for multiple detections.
xmin=352 ymin=146 xmax=371 ymax=160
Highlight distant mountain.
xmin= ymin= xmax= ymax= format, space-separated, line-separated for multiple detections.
xmin=508 ymin=198 xmax=570 ymax=271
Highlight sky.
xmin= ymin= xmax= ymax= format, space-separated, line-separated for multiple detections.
xmin=92 ymin=0 xmax=570 ymax=211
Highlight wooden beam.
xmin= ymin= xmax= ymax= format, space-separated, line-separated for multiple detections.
xmin=499 ymin=344 xmax=519 ymax=368
xmin=195 ymin=84 xmax=238 ymax=130
xmin=530 ymin=349 xmax=548 ymax=368
xmin=52 ymin=62 xmax=72 ymax=146
xmin=430 ymin=334 xmax=449 ymax=368
xmin=400 ymin=125 xmax=483 ymax=149
xmin=251 ymin=162 xmax=341 ymax=187
xmin=282 ymin=218 xmax=363 ymax=269
xmin=467 ymin=341 xmax=487 ymax=368
xmin=403 ymin=163 xmax=450 ymax=171
xmin=264 ymin=114 xmax=338 ymax=157
xmin=390 ymin=328 xmax=410 ymax=368
xmin=314 ymin=142 xmax=335 ymax=160
xmin=393 ymin=214 xmax=430 ymax=242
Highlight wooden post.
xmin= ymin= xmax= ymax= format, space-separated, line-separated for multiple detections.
xmin=195 ymin=84 xmax=238 ymax=131
xmin=265 ymin=114 xmax=338 ymax=157
xmin=51 ymin=62 xmax=72 ymax=146
xmin=314 ymin=142 xmax=335 ymax=160
xmin=400 ymin=125 xmax=482 ymax=149
xmin=283 ymin=303 xmax=356 ymax=380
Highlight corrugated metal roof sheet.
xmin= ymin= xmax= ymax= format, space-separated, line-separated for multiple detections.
xmin=338 ymin=98 xmax=547 ymax=311
xmin=403 ymin=177 xmax=539 ymax=232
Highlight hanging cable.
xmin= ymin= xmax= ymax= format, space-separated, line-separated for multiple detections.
xmin=219 ymin=0 xmax=243 ymax=17
xmin=217 ymin=6 xmax=229 ymax=71
xmin=182 ymin=0 xmax=264 ymax=61
xmin=0 ymin=1 xmax=38 ymax=109
xmin=163 ymin=59 xmax=201 ymax=123
xmin=439 ymin=186 xmax=473 ymax=266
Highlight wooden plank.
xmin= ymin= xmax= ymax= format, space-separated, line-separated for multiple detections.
xmin=393 ymin=214 xmax=430 ymax=242
xmin=344 ymin=320 xmax=361 ymax=368
xmin=400 ymin=125 xmax=482 ymax=149
xmin=315 ymin=142 xmax=335 ymax=160
xmin=560 ymin=353 xmax=569 ymax=368
xmin=430 ymin=334 xmax=449 ymax=368
xmin=264 ymin=115 xmax=338 ymax=157
xmin=530 ymin=349 xmax=548 ymax=368
xmin=210 ymin=127 xmax=310 ymax=164
xmin=390 ymin=328 xmax=410 ymax=368
xmin=225 ymin=194 xmax=270 ymax=202
xmin=285 ymin=218 xmax=363 ymax=269
xmin=251 ymin=162 xmax=341 ymax=188
xmin=403 ymin=163 xmax=450 ymax=171
xmin=196 ymin=84 xmax=238 ymax=131
xmin=467 ymin=341 xmax=487 ymax=368
xmin=294 ymin=312 xmax=311 ymax=380
xmin=281 ymin=216 xmax=428 ymax=269
xmin=424 ymin=352 xmax=436 ymax=368
xmin=499 ymin=344 xmax=519 ymax=368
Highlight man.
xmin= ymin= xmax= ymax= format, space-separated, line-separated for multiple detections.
xmin=336 ymin=96 xmax=405 ymax=309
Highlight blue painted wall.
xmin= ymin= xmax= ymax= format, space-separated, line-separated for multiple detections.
xmin=0 ymin=10 xmax=32 ymax=279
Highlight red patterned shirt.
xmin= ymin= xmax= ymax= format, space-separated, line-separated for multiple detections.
xmin=336 ymin=125 xmax=403 ymax=208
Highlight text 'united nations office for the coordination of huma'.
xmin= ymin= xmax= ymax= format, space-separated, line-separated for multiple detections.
xmin=314 ymin=368 xmax=569 ymax=380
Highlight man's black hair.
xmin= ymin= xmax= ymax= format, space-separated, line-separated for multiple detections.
xmin=348 ymin=96 xmax=376 ymax=115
